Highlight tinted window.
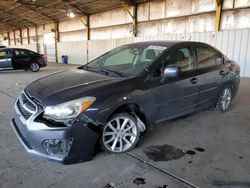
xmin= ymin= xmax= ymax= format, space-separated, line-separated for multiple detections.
xmin=164 ymin=47 xmax=194 ymax=72
xmin=28 ymin=51 xmax=37 ymax=56
xmin=14 ymin=49 xmax=28 ymax=57
xmin=196 ymin=47 xmax=222 ymax=68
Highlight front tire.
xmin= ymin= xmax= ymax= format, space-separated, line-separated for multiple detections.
xmin=30 ymin=62 xmax=40 ymax=72
xmin=215 ymin=85 xmax=233 ymax=112
xmin=101 ymin=113 xmax=140 ymax=153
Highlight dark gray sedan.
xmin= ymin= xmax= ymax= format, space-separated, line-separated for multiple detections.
xmin=11 ymin=41 xmax=240 ymax=164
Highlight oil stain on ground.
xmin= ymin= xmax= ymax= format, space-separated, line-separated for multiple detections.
xmin=133 ymin=177 xmax=146 ymax=185
xmin=143 ymin=144 xmax=186 ymax=161
xmin=143 ymin=144 xmax=205 ymax=162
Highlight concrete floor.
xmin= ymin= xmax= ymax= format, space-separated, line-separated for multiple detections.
xmin=0 ymin=63 xmax=250 ymax=188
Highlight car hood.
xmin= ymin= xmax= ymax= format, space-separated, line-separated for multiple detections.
xmin=25 ymin=68 xmax=121 ymax=106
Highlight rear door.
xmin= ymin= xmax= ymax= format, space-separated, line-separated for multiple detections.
xmin=12 ymin=49 xmax=31 ymax=69
xmin=150 ymin=44 xmax=200 ymax=123
xmin=0 ymin=50 xmax=13 ymax=70
xmin=194 ymin=44 xmax=225 ymax=108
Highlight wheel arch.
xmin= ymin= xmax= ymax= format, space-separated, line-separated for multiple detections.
xmin=106 ymin=103 xmax=152 ymax=131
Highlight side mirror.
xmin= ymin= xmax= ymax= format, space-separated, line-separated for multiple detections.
xmin=161 ymin=65 xmax=181 ymax=83
xmin=164 ymin=65 xmax=181 ymax=77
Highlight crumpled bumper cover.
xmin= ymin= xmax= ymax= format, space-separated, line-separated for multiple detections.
xmin=11 ymin=110 xmax=99 ymax=164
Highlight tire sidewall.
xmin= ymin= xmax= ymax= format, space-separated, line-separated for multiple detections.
xmin=100 ymin=113 xmax=140 ymax=153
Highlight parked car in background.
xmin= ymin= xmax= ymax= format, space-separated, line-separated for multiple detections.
xmin=11 ymin=41 xmax=240 ymax=164
xmin=0 ymin=48 xmax=47 ymax=72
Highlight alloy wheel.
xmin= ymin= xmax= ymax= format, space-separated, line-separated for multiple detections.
xmin=219 ymin=88 xmax=232 ymax=111
xmin=30 ymin=63 xmax=40 ymax=72
xmin=102 ymin=115 xmax=138 ymax=153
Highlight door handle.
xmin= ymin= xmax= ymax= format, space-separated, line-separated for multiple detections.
xmin=190 ymin=77 xmax=198 ymax=84
xmin=219 ymin=70 xmax=226 ymax=76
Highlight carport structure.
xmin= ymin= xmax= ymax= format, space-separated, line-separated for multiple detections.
xmin=0 ymin=0 xmax=250 ymax=77
xmin=0 ymin=0 xmax=141 ymax=34
xmin=0 ymin=0 xmax=250 ymax=188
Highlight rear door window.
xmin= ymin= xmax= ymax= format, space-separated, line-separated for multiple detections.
xmin=196 ymin=46 xmax=222 ymax=68
xmin=14 ymin=49 xmax=28 ymax=57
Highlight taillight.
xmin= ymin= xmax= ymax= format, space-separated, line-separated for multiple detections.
xmin=235 ymin=64 xmax=240 ymax=72
xmin=38 ymin=54 xmax=46 ymax=61
xmin=235 ymin=63 xmax=240 ymax=74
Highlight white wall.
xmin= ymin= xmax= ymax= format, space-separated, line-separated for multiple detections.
xmin=57 ymin=41 xmax=87 ymax=65
xmin=87 ymin=29 xmax=250 ymax=77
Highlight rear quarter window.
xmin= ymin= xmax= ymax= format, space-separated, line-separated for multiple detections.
xmin=28 ymin=51 xmax=37 ymax=56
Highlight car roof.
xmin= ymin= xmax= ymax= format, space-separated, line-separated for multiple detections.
xmin=0 ymin=48 xmax=30 ymax=51
xmin=122 ymin=40 xmax=210 ymax=48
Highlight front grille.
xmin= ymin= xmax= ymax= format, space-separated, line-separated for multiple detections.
xmin=16 ymin=92 xmax=37 ymax=120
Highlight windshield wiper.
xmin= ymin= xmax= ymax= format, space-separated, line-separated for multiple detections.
xmin=101 ymin=68 xmax=123 ymax=77
xmin=81 ymin=65 xmax=123 ymax=77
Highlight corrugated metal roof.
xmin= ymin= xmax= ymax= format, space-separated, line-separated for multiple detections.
xmin=0 ymin=0 xmax=148 ymax=32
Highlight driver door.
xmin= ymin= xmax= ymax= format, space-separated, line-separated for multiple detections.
xmin=0 ymin=50 xmax=13 ymax=70
xmin=151 ymin=45 xmax=200 ymax=123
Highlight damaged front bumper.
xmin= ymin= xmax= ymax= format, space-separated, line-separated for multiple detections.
xmin=11 ymin=92 xmax=99 ymax=164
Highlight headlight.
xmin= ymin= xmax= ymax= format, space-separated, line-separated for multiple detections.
xmin=43 ymin=97 xmax=95 ymax=120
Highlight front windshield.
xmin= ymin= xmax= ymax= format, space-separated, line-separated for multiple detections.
xmin=86 ymin=44 xmax=167 ymax=77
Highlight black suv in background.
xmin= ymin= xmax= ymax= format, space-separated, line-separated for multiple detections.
xmin=0 ymin=48 xmax=47 ymax=72
xmin=11 ymin=41 xmax=240 ymax=164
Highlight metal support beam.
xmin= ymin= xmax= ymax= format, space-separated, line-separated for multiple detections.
xmin=133 ymin=4 xmax=138 ymax=37
xmin=27 ymin=28 xmax=30 ymax=44
xmin=215 ymin=0 xmax=223 ymax=32
xmin=20 ymin=29 xmax=23 ymax=45
xmin=35 ymin=26 xmax=39 ymax=53
xmin=120 ymin=0 xmax=137 ymax=37
xmin=79 ymin=16 xmax=90 ymax=40
xmin=86 ymin=15 xmax=90 ymax=40
xmin=54 ymin=22 xmax=59 ymax=63
xmin=7 ymin=32 xmax=10 ymax=46
xmin=13 ymin=31 xmax=16 ymax=45
xmin=55 ymin=22 xmax=60 ymax=42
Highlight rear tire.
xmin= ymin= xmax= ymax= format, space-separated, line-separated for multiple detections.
xmin=101 ymin=113 xmax=140 ymax=153
xmin=30 ymin=62 xmax=40 ymax=72
xmin=215 ymin=85 xmax=233 ymax=112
